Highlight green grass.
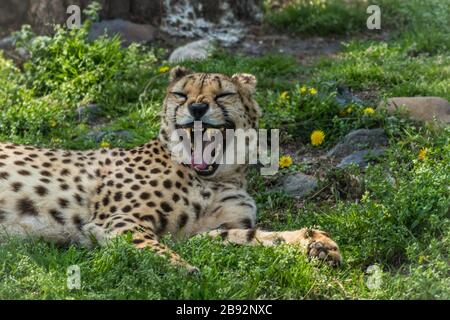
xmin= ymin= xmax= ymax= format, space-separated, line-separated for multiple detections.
xmin=0 ymin=2 xmax=449 ymax=299
xmin=1 ymin=135 xmax=448 ymax=299
xmin=265 ymin=0 xmax=450 ymax=45
xmin=264 ymin=0 xmax=368 ymax=35
xmin=315 ymin=41 xmax=450 ymax=101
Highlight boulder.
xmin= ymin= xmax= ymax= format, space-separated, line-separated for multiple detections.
xmin=271 ymin=173 xmax=318 ymax=199
xmin=337 ymin=148 xmax=386 ymax=169
xmin=335 ymin=85 xmax=363 ymax=106
xmin=88 ymin=19 xmax=156 ymax=44
xmin=382 ymin=97 xmax=450 ymax=126
xmin=327 ymin=128 xmax=388 ymax=159
xmin=76 ymin=104 xmax=106 ymax=126
xmin=0 ymin=36 xmax=14 ymax=50
xmin=168 ymin=39 xmax=214 ymax=63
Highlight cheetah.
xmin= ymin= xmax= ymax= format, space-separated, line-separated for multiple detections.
xmin=0 ymin=67 xmax=342 ymax=272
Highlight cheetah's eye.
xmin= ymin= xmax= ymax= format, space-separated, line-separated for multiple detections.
xmin=215 ymin=92 xmax=236 ymax=102
xmin=171 ymin=92 xmax=187 ymax=100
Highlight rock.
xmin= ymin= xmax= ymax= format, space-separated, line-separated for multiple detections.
xmin=272 ymin=173 xmax=318 ymax=199
xmin=87 ymin=130 xmax=133 ymax=143
xmin=88 ymin=19 xmax=156 ymax=44
xmin=337 ymin=148 xmax=386 ymax=169
xmin=382 ymin=97 xmax=450 ymax=126
xmin=169 ymin=39 xmax=214 ymax=63
xmin=335 ymin=85 xmax=363 ymax=106
xmin=327 ymin=128 xmax=388 ymax=159
xmin=15 ymin=47 xmax=30 ymax=60
xmin=76 ymin=104 xmax=106 ymax=125
xmin=0 ymin=36 xmax=14 ymax=50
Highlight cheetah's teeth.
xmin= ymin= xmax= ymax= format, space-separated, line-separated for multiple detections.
xmin=205 ymin=129 xmax=211 ymax=140
xmin=205 ymin=128 xmax=222 ymax=141
xmin=184 ymin=128 xmax=191 ymax=139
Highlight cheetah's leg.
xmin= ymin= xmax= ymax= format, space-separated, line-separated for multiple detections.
xmin=205 ymin=192 xmax=342 ymax=266
xmin=130 ymin=232 xmax=198 ymax=273
xmin=207 ymin=228 xmax=342 ymax=266
xmin=84 ymin=216 xmax=198 ymax=273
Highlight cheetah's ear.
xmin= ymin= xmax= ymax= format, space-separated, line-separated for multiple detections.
xmin=169 ymin=66 xmax=192 ymax=82
xmin=231 ymin=73 xmax=257 ymax=95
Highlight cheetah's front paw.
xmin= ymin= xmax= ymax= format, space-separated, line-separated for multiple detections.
xmin=306 ymin=230 xmax=342 ymax=267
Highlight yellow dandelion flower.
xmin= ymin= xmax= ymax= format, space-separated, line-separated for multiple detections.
xmin=418 ymin=147 xmax=428 ymax=161
xmin=299 ymin=86 xmax=307 ymax=94
xmin=418 ymin=255 xmax=428 ymax=264
xmin=340 ymin=106 xmax=353 ymax=117
xmin=311 ymin=130 xmax=325 ymax=146
xmin=100 ymin=141 xmax=110 ymax=149
xmin=279 ymin=155 xmax=293 ymax=169
xmin=363 ymin=107 xmax=375 ymax=115
xmin=49 ymin=119 xmax=57 ymax=127
xmin=309 ymin=88 xmax=318 ymax=95
xmin=279 ymin=91 xmax=289 ymax=100
xmin=158 ymin=66 xmax=170 ymax=73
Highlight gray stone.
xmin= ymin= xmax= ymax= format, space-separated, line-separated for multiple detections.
xmin=88 ymin=19 xmax=156 ymax=44
xmin=337 ymin=148 xmax=386 ymax=169
xmin=381 ymin=97 xmax=450 ymax=126
xmin=15 ymin=47 xmax=30 ymax=60
xmin=272 ymin=173 xmax=318 ymax=199
xmin=76 ymin=104 xmax=106 ymax=125
xmin=327 ymin=128 xmax=388 ymax=159
xmin=335 ymin=85 xmax=363 ymax=106
xmin=0 ymin=36 xmax=14 ymax=50
xmin=169 ymin=39 xmax=214 ymax=63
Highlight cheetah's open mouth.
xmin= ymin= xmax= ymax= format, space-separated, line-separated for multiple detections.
xmin=175 ymin=122 xmax=235 ymax=176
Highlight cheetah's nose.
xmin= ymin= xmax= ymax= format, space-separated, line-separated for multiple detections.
xmin=188 ymin=103 xmax=209 ymax=120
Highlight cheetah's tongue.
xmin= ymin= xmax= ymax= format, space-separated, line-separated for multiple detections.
xmin=190 ymin=131 xmax=216 ymax=171
xmin=191 ymin=152 xmax=208 ymax=170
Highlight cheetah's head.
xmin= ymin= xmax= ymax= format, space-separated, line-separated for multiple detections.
xmin=159 ymin=67 xmax=261 ymax=180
